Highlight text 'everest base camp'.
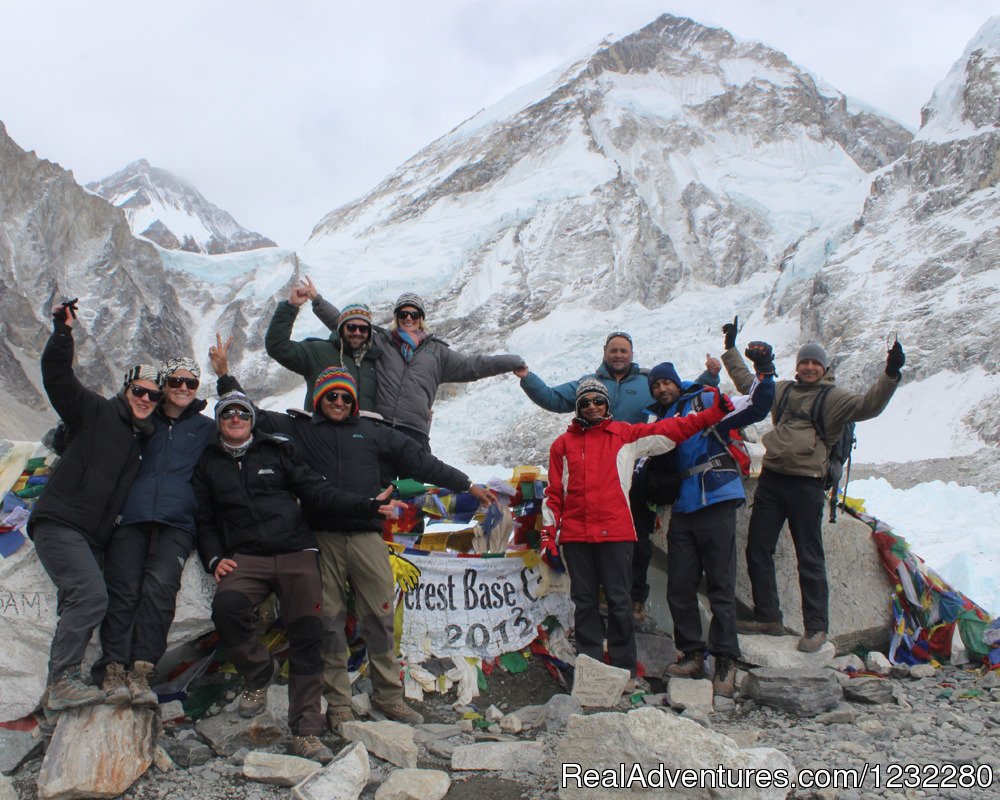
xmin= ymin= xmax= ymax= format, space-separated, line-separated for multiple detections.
xmin=1 ymin=10 xmax=999 ymax=800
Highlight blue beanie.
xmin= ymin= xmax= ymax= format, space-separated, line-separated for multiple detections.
xmin=648 ymin=362 xmax=683 ymax=393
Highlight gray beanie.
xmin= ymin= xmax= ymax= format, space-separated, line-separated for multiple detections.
xmin=393 ymin=293 xmax=426 ymax=317
xmin=796 ymin=343 xmax=828 ymax=369
xmin=576 ymin=378 xmax=610 ymax=409
xmin=216 ymin=391 xmax=256 ymax=429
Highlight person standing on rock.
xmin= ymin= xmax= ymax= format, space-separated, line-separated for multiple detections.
xmin=721 ymin=317 xmax=904 ymax=653
xmin=515 ymin=333 xmax=721 ymax=624
xmin=193 ymin=390 xmax=404 ymax=764
xmin=29 ymin=300 xmax=160 ymax=712
xmin=541 ymin=379 xmax=733 ymax=689
xmin=209 ymin=337 xmax=497 ymax=729
xmin=90 ymin=356 xmax=217 ymax=708
xmin=645 ymin=355 xmax=775 ymax=697
xmin=265 ymin=277 xmax=380 ymax=413
xmin=311 ymin=290 xmax=525 ymax=450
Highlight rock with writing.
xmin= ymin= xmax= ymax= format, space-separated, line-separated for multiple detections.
xmin=37 ymin=705 xmax=155 ymax=800
xmin=570 ymin=655 xmax=630 ymax=707
xmin=291 ymin=741 xmax=370 ymax=800
xmin=340 ymin=720 xmax=417 ymax=768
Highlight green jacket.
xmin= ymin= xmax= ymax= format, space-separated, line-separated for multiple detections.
xmin=722 ymin=346 xmax=899 ymax=479
xmin=264 ymin=299 xmax=380 ymax=412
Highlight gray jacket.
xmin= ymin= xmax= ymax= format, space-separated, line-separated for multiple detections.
xmin=314 ymin=298 xmax=524 ymax=436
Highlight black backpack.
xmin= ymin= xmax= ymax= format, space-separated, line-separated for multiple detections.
xmin=774 ymin=384 xmax=856 ymax=521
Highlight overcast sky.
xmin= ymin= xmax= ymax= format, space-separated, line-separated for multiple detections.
xmin=0 ymin=1 xmax=994 ymax=247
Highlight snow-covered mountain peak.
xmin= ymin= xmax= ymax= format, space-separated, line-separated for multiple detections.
xmin=86 ymin=159 xmax=277 ymax=254
xmin=918 ymin=16 xmax=1000 ymax=143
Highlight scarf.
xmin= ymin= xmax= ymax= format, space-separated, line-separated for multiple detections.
xmin=391 ymin=328 xmax=428 ymax=363
xmin=221 ymin=434 xmax=253 ymax=459
xmin=339 ymin=338 xmax=372 ymax=368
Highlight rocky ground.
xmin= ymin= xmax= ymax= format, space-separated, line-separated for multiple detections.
xmin=5 ymin=632 xmax=1000 ymax=800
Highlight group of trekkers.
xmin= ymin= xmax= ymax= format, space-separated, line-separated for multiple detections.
xmin=27 ymin=282 xmax=905 ymax=763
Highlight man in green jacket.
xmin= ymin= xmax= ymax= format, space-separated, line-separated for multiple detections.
xmin=721 ymin=319 xmax=905 ymax=653
xmin=264 ymin=278 xmax=380 ymax=412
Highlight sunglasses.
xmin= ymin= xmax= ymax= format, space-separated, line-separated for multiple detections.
xmin=165 ymin=376 xmax=200 ymax=390
xmin=396 ymin=310 xmax=422 ymax=320
xmin=322 ymin=390 xmax=355 ymax=405
xmin=344 ymin=323 xmax=370 ymax=333
xmin=220 ymin=408 xmax=252 ymax=421
xmin=578 ymin=397 xmax=608 ymax=409
xmin=129 ymin=385 xmax=163 ymax=402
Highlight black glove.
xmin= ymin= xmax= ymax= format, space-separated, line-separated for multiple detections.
xmin=745 ymin=341 xmax=775 ymax=375
xmin=885 ymin=341 xmax=905 ymax=379
xmin=51 ymin=298 xmax=78 ymax=332
xmin=722 ymin=315 xmax=738 ymax=350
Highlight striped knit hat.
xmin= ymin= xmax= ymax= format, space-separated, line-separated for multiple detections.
xmin=393 ymin=292 xmax=425 ymax=317
xmin=159 ymin=356 xmax=201 ymax=383
xmin=314 ymin=367 xmax=359 ymax=415
xmin=337 ymin=303 xmax=373 ymax=337
xmin=122 ymin=364 xmax=161 ymax=390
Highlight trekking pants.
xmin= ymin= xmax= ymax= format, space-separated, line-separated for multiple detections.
xmin=746 ymin=468 xmax=828 ymax=633
xmin=93 ymin=523 xmax=192 ymax=682
xmin=629 ymin=481 xmax=656 ymax=605
xmin=212 ymin=551 xmax=324 ymax=736
xmin=666 ymin=500 xmax=740 ymax=659
xmin=31 ymin=521 xmax=108 ymax=683
xmin=562 ymin=541 xmax=636 ymax=673
xmin=316 ymin=531 xmax=401 ymax=712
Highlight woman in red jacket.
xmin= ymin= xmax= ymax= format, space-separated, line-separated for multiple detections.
xmin=541 ymin=378 xmax=731 ymax=685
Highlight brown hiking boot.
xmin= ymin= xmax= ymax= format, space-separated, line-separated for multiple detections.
xmin=290 ymin=734 xmax=334 ymax=764
xmin=127 ymin=661 xmax=159 ymax=707
xmin=736 ymin=620 xmax=785 ymax=636
xmin=238 ymin=661 xmax=276 ymax=718
xmin=44 ymin=672 xmax=106 ymax=711
xmin=631 ymin=601 xmax=647 ymax=622
xmin=797 ymin=631 xmax=828 ymax=653
xmin=326 ymin=706 xmax=356 ymax=732
xmin=665 ymin=652 xmax=705 ymax=679
xmin=712 ymin=657 xmax=736 ymax=698
xmin=372 ymin=699 xmax=424 ymax=725
xmin=101 ymin=663 xmax=131 ymax=705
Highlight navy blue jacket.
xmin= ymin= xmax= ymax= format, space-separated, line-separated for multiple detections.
xmin=646 ymin=376 xmax=774 ymax=513
xmin=118 ymin=400 xmax=216 ymax=535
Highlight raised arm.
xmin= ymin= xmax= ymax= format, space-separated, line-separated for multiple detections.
xmin=264 ymin=296 xmax=311 ymax=375
xmin=210 ymin=333 xmax=294 ymax=437
xmin=438 ymin=343 xmax=525 ymax=384
xmin=41 ymin=303 xmax=106 ymax=430
xmin=519 ymin=371 xmax=580 ymax=414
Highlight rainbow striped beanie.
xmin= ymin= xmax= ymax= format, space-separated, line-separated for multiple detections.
xmin=314 ymin=367 xmax=359 ymax=414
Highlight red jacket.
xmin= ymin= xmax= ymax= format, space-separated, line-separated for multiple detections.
xmin=543 ymin=403 xmax=727 ymax=544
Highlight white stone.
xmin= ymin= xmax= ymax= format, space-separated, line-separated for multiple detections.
xmin=0 ymin=775 xmax=17 ymax=800
xmin=152 ymin=745 xmax=173 ymax=772
xmin=243 ymin=751 xmax=322 ymax=787
xmin=909 ymin=663 xmax=936 ymax=678
xmin=865 ymin=651 xmax=892 ymax=674
xmin=457 ymin=719 xmax=473 ymax=733
xmin=556 ymin=707 xmax=793 ymax=800
xmin=350 ymin=692 xmax=372 ymax=717
xmin=291 ymin=742 xmax=370 ymax=800
xmin=499 ymin=714 xmax=523 ymax=734
xmin=375 ymin=768 xmax=451 ymax=800
xmin=830 ymin=654 xmax=865 ymax=672
xmin=37 ymin=705 xmax=156 ymax=800
xmin=570 ymin=654 xmax=630 ymax=707
xmin=159 ymin=700 xmax=186 ymax=722
xmin=739 ymin=634 xmax=836 ymax=670
xmin=451 ymin=741 xmax=545 ymax=771
xmin=666 ymin=677 xmax=714 ymax=713
xmin=341 ymin=720 xmax=417 ymax=768
xmin=484 ymin=704 xmax=503 ymax=722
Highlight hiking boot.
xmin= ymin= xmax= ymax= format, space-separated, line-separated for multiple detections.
xmin=797 ymin=631 xmax=828 ymax=653
xmin=372 ymin=699 xmax=424 ymax=725
xmin=624 ymin=675 xmax=650 ymax=694
xmin=712 ymin=657 xmax=736 ymax=698
xmin=44 ymin=672 xmax=106 ymax=711
xmin=238 ymin=661 xmax=276 ymax=718
xmin=326 ymin=706 xmax=356 ymax=732
xmin=127 ymin=661 xmax=159 ymax=708
xmin=665 ymin=652 xmax=705 ymax=679
xmin=290 ymin=734 xmax=334 ymax=764
xmin=631 ymin=601 xmax=647 ymax=623
xmin=736 ymin=620 xmax=785 ymax=637
xmin=101 ymin=663 xmax=131 ymax=705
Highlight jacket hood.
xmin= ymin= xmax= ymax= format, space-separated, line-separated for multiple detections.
xmin=596 ymin=361 xmax=643 ymax=380
xmin=568 ymin=416 xmax=613 ymax=434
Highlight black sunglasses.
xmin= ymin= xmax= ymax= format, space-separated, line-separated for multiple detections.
xmin=165 ymin=376 xmax=200 ymax=390
xmin=129 ymin=385 xmax=163 ymax=402
xmin=322 ymin=390 xmax=355 ymax=405
xmin=220 ymin=408 xmax=252 ymax=421
xmin=396 ymin=310 xmax=422 ymax=320
xmin=344 ymin=323 xmax=370 ymax=333
xmin=578 ymin=397 xmax=608 ymax=409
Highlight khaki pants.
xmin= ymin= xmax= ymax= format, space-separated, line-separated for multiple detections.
xmin=317 ymin=532 xmax=401 ymax=710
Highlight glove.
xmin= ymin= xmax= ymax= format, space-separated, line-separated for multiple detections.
xmin=885 ymin=341 xmax=905 ymax=379
xmin=722 ymin=315 xmax=738 ymax=350
xmin=745 ymin=341 xmax=775 ymax=375
xmin=51 ymin=298 xmax=78 ymax=332
xmin=539 ymin=526 xmax=564 ymax=572
xmin=704 ymin=386 xmax=735 ymax=415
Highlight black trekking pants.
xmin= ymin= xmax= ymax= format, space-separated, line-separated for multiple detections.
xmin=746 ymin=468 xmax=828 ymax=633
xmin=629 ymin=481 xmax=656 ymax=604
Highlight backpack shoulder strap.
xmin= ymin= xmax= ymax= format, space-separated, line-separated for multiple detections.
xmin=774 ymin=383 xmax=794 ymax=425
xmin=809 ymin=385 xmax=834 ymax=441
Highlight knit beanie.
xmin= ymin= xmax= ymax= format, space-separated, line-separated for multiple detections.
xmin=122 ymin=364 xmax=161 ymax=390
xmin=393 ymin=292 xmax=426 ymax=317
xmin=576 ymin=378 xmax=610 ymax=408
xmin=337 ymin=303 xmax=373 ymax=336
xmin=796 ymin=343 xmax=828 ymax=369
xmin=314 ymin=367 xmax=359 ymax=415
xmin=648 ymin=362 xmax=683 ymax=393
xmin=215 ymin=391 xmax=256 ymax=429
xmin=159 ymin=357 xmax=201 ymax=383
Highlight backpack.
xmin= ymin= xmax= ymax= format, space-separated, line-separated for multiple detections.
xmin=41 ymin=421 xmax=74 ymax=456
xmin=774 ymin=384 xmax=856 ymax=520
